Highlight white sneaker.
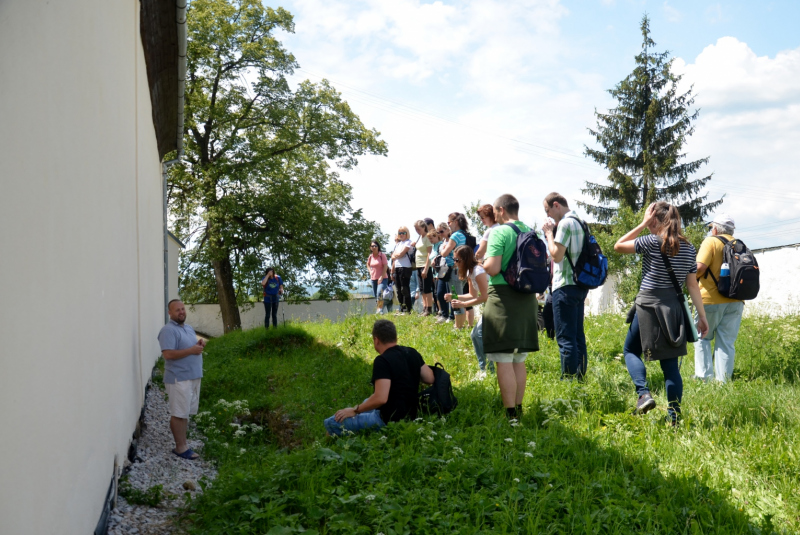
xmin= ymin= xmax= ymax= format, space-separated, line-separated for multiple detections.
xmin=435 ymin=316 xmax=446 ymax=324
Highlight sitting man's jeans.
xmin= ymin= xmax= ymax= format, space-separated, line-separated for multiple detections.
xmin=470 ymin=318 xmax=495 ymax=372
xmin=624 ymin=313 xmax=682 ymax=421
xmin=552 ymin=284 xmax=589 ymax=379
xmin=694 ymin=301 xmax=744 ymax=382
xmin=324 ymin=399 xmax=386 ymax=436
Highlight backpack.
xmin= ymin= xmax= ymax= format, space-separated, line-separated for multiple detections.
xmin=465 ymin=234 xmax=477 ymax=250
xmin=564 ymin=216 xmax=608 ymax=290
xmin=406 ymin=240 xmax=417 ymax=268
xmin=501 ymin=223 xmax=550 ymax=294
xmin=418 ymin=363 xmax=458 ymax=416
xmin=704 ymin=236 xmax=760 ymax=300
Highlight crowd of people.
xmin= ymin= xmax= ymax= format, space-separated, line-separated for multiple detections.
xmin=155 ymin=192 xmax=749 ymax=457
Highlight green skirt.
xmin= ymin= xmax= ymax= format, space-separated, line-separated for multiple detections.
xmin=483 ymin=285 xmax=539 ymax=354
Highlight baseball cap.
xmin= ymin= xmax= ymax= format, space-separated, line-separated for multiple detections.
xmin=706 ymin=213 xmax=735 ymax=229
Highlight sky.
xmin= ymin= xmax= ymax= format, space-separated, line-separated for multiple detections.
xmin=272 ymin=0 xmax=800 ymax=250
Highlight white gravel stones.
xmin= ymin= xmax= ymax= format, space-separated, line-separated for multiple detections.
xmin=106 ymin=382 xmax=217 ymax=535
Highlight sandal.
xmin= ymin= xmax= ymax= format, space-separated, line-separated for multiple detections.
xmin=172 ymin=448 xmax=200 ymax=460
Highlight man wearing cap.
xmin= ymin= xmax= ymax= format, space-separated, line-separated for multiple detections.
xmin=694 ymin=214 xmax=744 ymax=383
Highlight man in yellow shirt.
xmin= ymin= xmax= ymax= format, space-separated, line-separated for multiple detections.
xmin=695 ymin=214 xmax=744 ymax=383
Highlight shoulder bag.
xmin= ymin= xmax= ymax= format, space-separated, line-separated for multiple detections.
xmin=658 ymin=241 xmax=699 ymax=343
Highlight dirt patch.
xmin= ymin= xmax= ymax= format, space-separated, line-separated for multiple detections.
xmin=241 ymin=406 xmax=303 ymax=450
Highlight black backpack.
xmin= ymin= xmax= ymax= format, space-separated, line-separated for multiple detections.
xmin=501 ymin=223 xmax=550 ymax=294
xmin=418 ymin=363 xmax=458 ymax=416
xmin=704 ymin=236 xmax=760 ymax=300
xmin=465 ymin=233 xmax=477 ymax=250
xmin=564 ymin=216 xmax=608 ymax=290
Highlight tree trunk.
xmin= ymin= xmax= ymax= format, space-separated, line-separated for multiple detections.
xmin=212 ymin=256 xmax=242 ymax=333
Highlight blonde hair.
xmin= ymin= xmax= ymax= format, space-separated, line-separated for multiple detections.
xmin=398 ymin=226 xmax=410 ymax=239
xmin=426 ymin=229 xmax=439 ymax=241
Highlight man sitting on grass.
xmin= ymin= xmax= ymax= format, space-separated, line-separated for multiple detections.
xmin=324 ymin=320 xmax=434 ymax=436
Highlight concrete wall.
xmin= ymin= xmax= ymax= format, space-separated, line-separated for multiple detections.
xmin=586 ymin=245 xmax=800 ymax=316
xmin=187 ymin=300 xmax=371 ymax=337
xmin=0 ymin=2 xmax=164 ymax=534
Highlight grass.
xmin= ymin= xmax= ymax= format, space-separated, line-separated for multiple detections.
xmin=181 ymin=313 xmax=800 ymax=534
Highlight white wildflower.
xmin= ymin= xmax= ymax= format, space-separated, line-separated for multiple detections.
xmin=510 ymin=422 xmax=520 ymax=427
xmin=365 ymin=494 xmax=376 ymax=502
xmin=234 ymin=429 xmax=246 ymax=438
xmin=221 ymin=442 xmax=229 ymax=448
xmin=445 ymin=435 xmax=452 ymax=440
xmin=528 ymin=441 xmax=536 ymax=449
xmin=452 ymin=447 xmax=464 ymax=455
xmin=426 ymin=436 xmax=434 ymax=441
xmin=513 ymin=478 xmax=520 ymax=483
xmin=416 ymin=427 xmax=425 ymax=434
xmin=239 ymin=448 xmax=246 ymax=455
xmin=414 ymin=417 xmax=423 ymax=422
xmin=446 ymin=459 xmax=454 ymax=464
xmin=504 ymin=438 xmax=513 ymax=443
xmin=429 ymin=430 xmax=437 ymax=436
xmin=524 ymin=452 xmax=533 ymax=458
xmin=379 ymin=435 xmax=388 ymax=441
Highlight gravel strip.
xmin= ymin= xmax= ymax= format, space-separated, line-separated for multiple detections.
xmin=107 ymin=382 xmax=217 ymax=535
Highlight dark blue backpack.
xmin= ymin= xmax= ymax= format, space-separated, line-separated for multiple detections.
xmin=564 ymin=216 xmax=608 ymax=290
xmin=501 ymin=222 xmax=550 ymax=294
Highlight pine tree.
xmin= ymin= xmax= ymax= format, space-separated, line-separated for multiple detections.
xmin=581 ymin=15 xmax=721 ymax=223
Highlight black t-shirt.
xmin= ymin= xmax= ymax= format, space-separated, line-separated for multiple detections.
xmin=371 ymin=345 xmax=425 ymax=423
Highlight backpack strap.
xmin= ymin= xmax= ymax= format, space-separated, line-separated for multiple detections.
xmin=702 ymin=236 xmax=730 ymax=285
xmin=505 ymin=222 xmax=521 ymax=235
xmin=562 ymin=215 xmax=588 ymax=273
xmin=656 ymin=236 xmax=684 ymax=300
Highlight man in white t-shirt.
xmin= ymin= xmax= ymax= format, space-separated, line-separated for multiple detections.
xmin=390 ymin=227 xmax=414 ymax=314
xmin=542 ymin=192 xmax=588 ymax=380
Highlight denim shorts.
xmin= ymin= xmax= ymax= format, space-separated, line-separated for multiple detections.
xmin=450 ymin=278 xmax=466 ymax=315
xmin=323 ymin=400 xmax=386 ymax=436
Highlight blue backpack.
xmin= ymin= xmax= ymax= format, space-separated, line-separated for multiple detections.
xmin=501 ymin=222 xmax=550 ymax=294
xmin=564 ymin=216 xmax=608 ymax=290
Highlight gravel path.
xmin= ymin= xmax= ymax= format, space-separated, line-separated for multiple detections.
xmin=107 ymin=383 xmax=217 ymax=535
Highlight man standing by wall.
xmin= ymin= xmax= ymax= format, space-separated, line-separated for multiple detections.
xmin=483 ymin=194 xmax=539 ymax=419
xmin=542 ymin=193 xmax=588 ymax=380
xmin=695 ymin=214 xmax=744 ymax=382
xmin=158 ymin=299 xmax=205 ymax=459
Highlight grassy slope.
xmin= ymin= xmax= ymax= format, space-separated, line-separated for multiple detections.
xmin=185 ymin=314 xmax=800 ymax=534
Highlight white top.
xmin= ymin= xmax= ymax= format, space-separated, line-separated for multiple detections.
xmin=393 ymin=239 xmax=413 ymax=268
xmin=467 ymin=264 xmax=486 ymax=293
xmin=480 ymin=223 xmax=499 ymax=243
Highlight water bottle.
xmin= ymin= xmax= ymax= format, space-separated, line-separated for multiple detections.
xmin=718 ymin=262 xmax=731 ymax=295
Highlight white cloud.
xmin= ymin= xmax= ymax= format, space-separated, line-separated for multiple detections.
xmin=663 ymin=1 xmax=682 ymax=23
xmin=674 ymin=38 xmax=800 ymax=245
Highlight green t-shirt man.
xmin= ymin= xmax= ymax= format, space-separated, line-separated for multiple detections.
xmin=486 ymin=220 xmax=532 ymax=286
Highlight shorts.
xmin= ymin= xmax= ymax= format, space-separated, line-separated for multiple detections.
xmin=417 ymin=268 xmax=435 ymax=294
xmin=451 ymin=278 xmax=466 ymax=315
xmin=165 ymin=378 xmax=201 ymax=419
xmin=487 ymin=350 xmax=528 ymax=364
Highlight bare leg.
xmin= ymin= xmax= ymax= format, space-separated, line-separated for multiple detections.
xmin=512 ymin=362 xmax=527 ymax=405
xmin=467 ymin=308 xmax=475 ymax=327
xmin=495 ymin=362 xmax=518 ymax=408
xmin=454 ymin=314 xmax=466 ymax=329
xmin=170 ymin=416 xmax=188 ymax=452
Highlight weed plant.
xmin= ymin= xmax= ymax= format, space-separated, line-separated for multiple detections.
xmin=183 ymin=314 xmax=800 ymax=534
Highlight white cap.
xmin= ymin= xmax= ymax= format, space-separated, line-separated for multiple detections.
xmin=706 ymin=213 xmax=735 ymax=230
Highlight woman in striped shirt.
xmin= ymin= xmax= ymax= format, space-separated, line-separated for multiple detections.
xmin=615 ymin=202 xmax=708 ymax=426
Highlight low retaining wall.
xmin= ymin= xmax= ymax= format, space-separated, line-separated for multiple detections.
xmin=186 ymin=299 xmax=370 ymax=337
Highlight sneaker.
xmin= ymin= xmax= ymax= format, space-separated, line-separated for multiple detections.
xmin=445 ymin=318 xmax=452 ymax=323
xmin=633 ymin=393 xmax=656 ymax=415
xmin=435 ymin=316 xmax=446 ymax=324
xmin=421 ymin=310 xmax=431 ymax=317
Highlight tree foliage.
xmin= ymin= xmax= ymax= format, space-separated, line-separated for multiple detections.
xmin=581 ymin=15 xmax=722 ymax=224
xmin=169 ymin=0 xmax=387 ymax=331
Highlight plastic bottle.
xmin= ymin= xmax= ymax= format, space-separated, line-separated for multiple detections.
xmin=720 ymin=262 xmax=730 ymax=278
xmin=718 ymin=262 xmax=731 ymax=295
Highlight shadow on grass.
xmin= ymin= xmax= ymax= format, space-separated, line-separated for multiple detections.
xmin=186 ymin=327 xmax=772 ymax=535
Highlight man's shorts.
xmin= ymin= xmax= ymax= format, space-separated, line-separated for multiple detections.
xmin=165 ymin=378 xmax=201 ymax=419
xmin=487 ymin=350 xmax=528 ymax=364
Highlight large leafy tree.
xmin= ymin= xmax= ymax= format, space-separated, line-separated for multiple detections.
xmin=582 ymin=15 xmax=721 ymax=223
xmin=170 ymin=0 xmax=387 ymax=332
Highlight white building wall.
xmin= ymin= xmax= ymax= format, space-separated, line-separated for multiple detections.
xmin=0 ymin=2 xmax=164 ymax=534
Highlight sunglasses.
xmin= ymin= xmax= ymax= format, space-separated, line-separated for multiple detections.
xmin=454 ymin=258 xmax=461 ymax=263
xmin=438 ymin=230 xmax=445 ymax=234
xmin=399 ymin=231 xmax=407 ymax=235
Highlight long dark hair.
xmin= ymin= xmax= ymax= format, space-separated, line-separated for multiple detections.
xmin=455 ymin=245 xmax=478 ymax=281
xmin=652 ymin=201 xmax=688 ymax=257
xmin=264 ymin=268 xmax=276 ymax=279
xmin=448 ymin=212 xmax=470 ymax=235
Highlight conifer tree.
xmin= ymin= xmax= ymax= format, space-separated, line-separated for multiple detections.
xmin=581 ymin=15 xmax=721 ymax=223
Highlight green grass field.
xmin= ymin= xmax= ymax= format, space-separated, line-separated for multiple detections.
xmin=182 ymin=313 xmax=800 ymax=534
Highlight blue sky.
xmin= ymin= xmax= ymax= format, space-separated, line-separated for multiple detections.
xmin=273 ymin=0 xmax=800 ymax=249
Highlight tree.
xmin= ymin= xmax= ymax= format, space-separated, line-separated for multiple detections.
xmin=582 ymin=15 xmax=721 ymax=224
xmin=169 ymin=0 xmax=387 ymax=333
xmin=463 ymin=200 xmax=487 ymax=237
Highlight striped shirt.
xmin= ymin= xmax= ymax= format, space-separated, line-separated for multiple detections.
xmin=635 ymin=235 xmax=697 ymax=290
xmin=552 ymin=211 xmax=585 ymax=291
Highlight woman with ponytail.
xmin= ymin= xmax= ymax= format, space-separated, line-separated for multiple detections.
xmin=614 ymin=202 xmax=709 ymax=426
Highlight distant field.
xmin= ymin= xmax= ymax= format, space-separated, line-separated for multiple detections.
xmin=181 ymin=313 xmax=800 ymax=534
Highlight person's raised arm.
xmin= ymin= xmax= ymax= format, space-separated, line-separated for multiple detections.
xmin=686 ymin=273 xmax=709 ymax=339
xmin=615 ymin=203 xmax=655 ymax=254
xmin=440 ymin=238 xmax=456 ymax=257
xmin=420 ymin=364 xmax=434 ymax=385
